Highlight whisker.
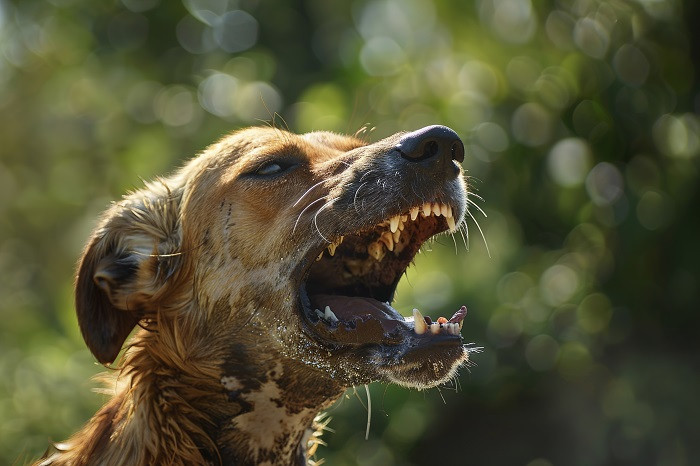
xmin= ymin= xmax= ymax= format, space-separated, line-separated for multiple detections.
xmin=359 ymin=169 xmax=376 ymax=183
xmin=450 ymin=231 xmax=458 ymax=255
xmin=364 ymin=384 xmax=372 ymax=441
xmin=353 ymin=181 xmax=369 ymax=213
xmin=436 ymin=386 xmax=447 ymax=404
xmin=459 ymin=221 xmax=470 ymax=250
xmin=293 ymin=196 xmax=328 ymax=234
xmin=312 ymin=197 xmax=339 ymax=243
xmin=466 ymin=209 xmax=491 ymax=258
xmin=457 ymin=223 xmax=469 ymax=250
xmin=352 ymin=386 xmax=367 ymax=411
xmin=468 ymin=192 xmax=485 ymax=203
xmin=466 ymin=197 xmax=488 ymax=218
xmin=293 ymin=179 xmax=328 ymax=207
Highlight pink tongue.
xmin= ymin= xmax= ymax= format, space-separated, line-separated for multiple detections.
xmin=311 ymin=294 xmax=404 ymax=324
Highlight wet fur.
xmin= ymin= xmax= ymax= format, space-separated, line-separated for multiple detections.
xmin=37 ymin=127 xmax=468 ymax=465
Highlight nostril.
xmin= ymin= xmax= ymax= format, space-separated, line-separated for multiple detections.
xmin=423 ymin=140 xmax=439 ymax=159
xmin=451 ymin=141 xmax=465 ymax=163
xmin=395 ymin=125 xmax=463 ymax=164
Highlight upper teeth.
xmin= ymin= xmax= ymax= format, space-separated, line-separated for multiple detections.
xmin=316 ymin=202 xmax=457 ymax=263
xmin=365 ymin=202 xmax=457 ymax=261
xmin=318 ymin=236 xmax=344 ymax=261
xmin=390 ymin=216 xmax=400 ymax=233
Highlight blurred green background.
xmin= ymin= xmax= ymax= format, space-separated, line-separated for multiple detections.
xmin=1 ymin=0 xmax=699 ymax=464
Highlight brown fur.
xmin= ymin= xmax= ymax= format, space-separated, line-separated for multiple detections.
xmin=37 ymin=126 xmax=471 ymax=465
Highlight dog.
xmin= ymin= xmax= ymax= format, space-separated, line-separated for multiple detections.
xmin=38 ymin=125 xmax=474 ymax=465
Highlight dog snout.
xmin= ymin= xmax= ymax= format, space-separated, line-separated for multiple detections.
xmin=395 ymin=125 xmax=465 ymax=165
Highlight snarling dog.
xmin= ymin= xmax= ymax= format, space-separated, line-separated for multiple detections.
xmin=38 ymin=125 xmax=475 ymax=465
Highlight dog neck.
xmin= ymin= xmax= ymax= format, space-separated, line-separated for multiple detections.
xmin=215 ymin=349 xmax=344 ymax=464
xmin=90 ymin=328 xmax=345 ymax=466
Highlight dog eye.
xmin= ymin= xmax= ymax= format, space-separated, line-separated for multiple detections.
xmin=254 ymin=161 xmax=296 ymax=177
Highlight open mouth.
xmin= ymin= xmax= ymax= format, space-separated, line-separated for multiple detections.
xmin=298 ymin=201 xmax=468 ymax=351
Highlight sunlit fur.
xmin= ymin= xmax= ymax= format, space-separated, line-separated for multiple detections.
xmin=37 ymin=126 xmax=470 ymax=466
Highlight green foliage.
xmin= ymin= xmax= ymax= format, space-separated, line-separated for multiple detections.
xmin=1 ymin=0 xmax=698 ymax=464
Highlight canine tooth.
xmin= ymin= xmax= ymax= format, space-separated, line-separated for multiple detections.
xmin=327 ymin=243 xmax=337 ymax=256
xmin=430 ymin=323 xmax=440 ymax=334
xmin=446 ymin=205 xmax=453 ymax=218
xmin=432 ymin=202 xmax=442 ymax=216
xmin=324 ymin=306 xmax=338 ymax=322
xmin=316 ymin=251 xmax=324 ymax=261
xmin=379 ymin=231 xmax=394 ymax=251
xmin=440 ymin=204 xmax=449 ymax=217
xmin=446 ymin=215 xmax=456 ymax=231
xmin=410 ymin=207 xmax=419 ymax=221
xmin=390 ymin=216 xmax=400 ymax=233
xmin=422 ymin=202 xmax=431 ymax=217
xmin=392 ymin=229 xmax=401 ymax=243
xmin=413 ymin=309 xmax=427 ymax=334
xmin=367 ymin=242 xmax=385 ymax=261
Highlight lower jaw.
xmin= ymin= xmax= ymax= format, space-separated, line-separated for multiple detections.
xmin=379 ymin=343 xmax=470 ymax=389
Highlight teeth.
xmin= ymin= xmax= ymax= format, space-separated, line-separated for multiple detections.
xmin=430 ymin=323 xmax=441 ymax=335
xmin=440 ymin=204 xmax=449 ymax=217
xmin=316 ymin=251 xmax=323 ymax=261
xmin=389 ymin=215 xmax=400 ymax=233
xmin=315 ymin=309 xmax=324 ymax=319
xmin=367 ymin=241 xmax=386 ymax=261
xmin=327 ymin=243 xmax=337 ymax=256
xmin=324 ymin=306 xmax=338 ymax=322
xmin=370 ymin=202 xmax=457 ymax=257
xmin=326 ymin=236 xmax=344 ymax=257
xmin=413 ymin=309 xmax=427 ymax=334
xmin=379 ymin=231 xmax=394 ymax=251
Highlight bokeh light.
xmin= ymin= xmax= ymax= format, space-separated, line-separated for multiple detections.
xmin=1 ymin=0 xmax=699 ymax=464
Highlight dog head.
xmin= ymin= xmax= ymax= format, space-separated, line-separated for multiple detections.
xmin=76 ymin=125 xmax=473 ymax=392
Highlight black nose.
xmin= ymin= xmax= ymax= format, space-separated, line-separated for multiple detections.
xmin=395 ymin=125 xmax=464 ymax=164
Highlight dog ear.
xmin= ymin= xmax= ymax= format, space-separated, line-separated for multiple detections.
xmin=75 ymin=181 xmax=183 ymax=364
